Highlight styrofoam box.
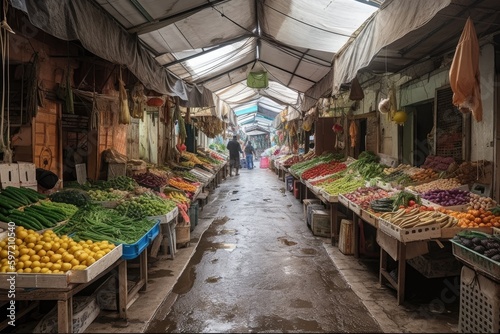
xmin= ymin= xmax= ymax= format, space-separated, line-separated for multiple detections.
xmin=0 ymin=163 xmax=20 ymax=188
xmin=307 ymin=204 xmax=325 ymax=226
xmin=311 ymin=209 xmax=331 ymax=238
xmin=458 ymin=266 xmax=500 ymax=334
xmin=338 ymin=194 xmax=349 ymax=207
xmin=17 ymin=162 xmax=36 ymax=188
xmin=303 ymin=199 xmax=321 ymax=220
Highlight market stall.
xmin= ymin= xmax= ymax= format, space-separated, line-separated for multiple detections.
xmin=279 ymin=150 xmax=500 ymax=308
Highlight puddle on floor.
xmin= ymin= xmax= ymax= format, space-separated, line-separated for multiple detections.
xmin=219 ymin=229 xmax=237 ymax=235
xmin=278 ymin=237 xmax=297 ymax=246
xmin=300 ymin=248 xmax=317 ymax=255
xmin=205 ymin=276 xmax=221 ymax=283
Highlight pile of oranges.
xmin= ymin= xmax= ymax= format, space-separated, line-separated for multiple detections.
xmin=0 ymin=227 xmax=115 ymax=274
xmin=439 ymin=208 xmax=500 ymax=228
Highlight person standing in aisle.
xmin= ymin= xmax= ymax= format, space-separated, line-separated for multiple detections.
xmin=227 ymin=135 xmax=243 ymax=176
xmin=244 ymin=141 xmax=256 ymax=169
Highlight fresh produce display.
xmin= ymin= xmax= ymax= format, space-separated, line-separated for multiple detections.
xmin=164 ymin=190 xmax=190 ymax=206
xmin=409 ymin=168 xmax=438 ymax=183
xmin=1 ymin=227 xmax=116 ymax=273
xmin=452 ymin=231 xmax=500 ymax=262
xmin=54 ymin=205 xmax=158 ymax=245
xmin=392 ymin=191 xmax=422 ymax=210
xmin=0 ymin=186 xmax=46 ymax=210
xmin=174 ymin=170 xmax=199 ymax=183
xmin=379 ymin=207 xmax=456 ymax=228
xmin=344 ymin=187 xmax=394 ymax=210
xmin=447 ymin=161 xmax=487 ymax=185
xmin=97 ymin=176 xmax=138 ymax=191
xmin=283 ymin=155 xmax=300 ymax=167
xmin=467 ymin=193 xmax=497 ymax=210
xmin=289 ymin=153 xmax=335 ymax=176
xmin=115 ymin=193 xmax=177 ymax=219
xmin=439 ymin=208 xmax=500 ymax=228
xmin=370 ymin=198 xmax=395 ymax=212
xmin=301 ymin=161 xmax=346 ymax=181
xmin=491 ymin=206 xmax=500 ymax=216
xmin=421 ymin=155 xmax=455 ymax=171
xmin=132 ymin=172 xmax=168 ymax=189
xmin=87 ymin=189 xmax=128 ymax=201
xmin=181 ymin=151 xmax=204 ymax=165
xmin=310 ymin=172 xmax=346 ymax=186
xmin=421 ymin=189 xmax=470 ymax=207
xmin=0 ymin=201 xmax=77 ymax=230
xmin=407 ymin=178 xmax=462 ymax=193
xmin=319 ymin=175 xmax=365 ymax=196
xmin=49 ymin=189 xmax=90 ymax=207
xmin=168 ymin=177 xmax=199 ymax=193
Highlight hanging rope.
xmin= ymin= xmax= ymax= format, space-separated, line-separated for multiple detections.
xmin=0 ymin=0 xmax=14 ymax=162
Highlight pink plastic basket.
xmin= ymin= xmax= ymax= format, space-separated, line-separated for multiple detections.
xmin=260 ymin=156 xmax=269 ymax=169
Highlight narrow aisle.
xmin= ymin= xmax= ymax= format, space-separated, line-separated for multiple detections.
xmin=147 ymin=165 xmax=382 ymax=333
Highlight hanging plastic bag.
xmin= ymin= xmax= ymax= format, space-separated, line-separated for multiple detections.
xmin=349 ymin=77 xmax=364 ymax=101
xmin=118 ymin=69 xmax=130 ymax=124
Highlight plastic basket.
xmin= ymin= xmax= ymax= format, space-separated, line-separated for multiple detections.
xmin=459 ymin=266 xmax=500 ymax=333
xmin=259 ymin=157 xmax=269 ymax=169
xmin=451 ymin=239 xmax=500 ymax=281
xmin=121 ymin=220 xmax=160 ymax=260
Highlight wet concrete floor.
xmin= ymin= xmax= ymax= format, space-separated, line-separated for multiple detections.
xmin=147 ymin=164 xmax=382 ymax=333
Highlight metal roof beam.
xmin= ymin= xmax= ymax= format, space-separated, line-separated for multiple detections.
xmin=128 ymin=0 xmax=232 ymax=35
xmin=128 ymin=0 xmax=154 ymax=22
xmin=199 ymin=60 xmax=256 ymax=84
xmin=163 ymin=34 xmax=254 ymax=68
xmin=259 ymin=60 xmax=315 ymax=84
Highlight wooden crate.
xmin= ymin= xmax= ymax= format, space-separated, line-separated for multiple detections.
xmin=379 ymin=218 xmax=440 ymax=243
xmin=0 ymin=244 xmax=123 ymax=288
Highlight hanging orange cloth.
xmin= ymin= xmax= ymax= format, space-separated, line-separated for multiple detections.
xmin=449 ymin=17 xmax=482 ymax=122
xmin=349 ymin=121 xmax=358 ymax=148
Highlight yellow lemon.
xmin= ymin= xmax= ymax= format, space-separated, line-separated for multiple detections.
xmin=61 ymin=263 xmax=72 ymax=272
xmin=37 ymin=249 xmax=47 ymax=257
xmin=46 ymin=251 xmax=55 ymax=257
xmin=70 ymin=258 xmax=79 ymax=266
xmin=20 ymin=254 xmax=30 ymax=262
xmin=23 ymin=267 xmax=32 ymax=273
xmin=40 ymin=268 xmax=50 ymax=273
xmin=20 ymin=247 xmax=30 ymax=256
xmin=40 ymin=256 xmax=50 ymax=263
xmin=62 ymin=253 xmax=74 ymax=263
xmin=50 ymin=254 xmax=62 ymax=263
xmin=32 ymin=267 xmax=41 ymax=273
xmin=86 ymin=257 xmax=96 ymax=266
xmin=51 ymin=263 xmax=61 ymax=271
xmin=31 ymin=260 xmax=41 ymax=268
xmin=0 ymin=249 xmax=8 ymax=259
xmin=42 ymin=242 xmax=52 ymax=251
xmin=30 ymin=254 xmax=40 ymax=262
xmin=23 ymin=260 xmax=32 ymax=268
xmin=17 ymin=230 xmax=28 ymax=240
xmin=51 ymin=242 xmax=60 ymax=252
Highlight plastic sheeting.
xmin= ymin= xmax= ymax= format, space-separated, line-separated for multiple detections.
xmin=10 ymin=0 xmax=212 ymax=107
xmin=449 ymin=17 xmax=482 ymax=122
xmin=332 ymin=0 xmax=451 ymax=95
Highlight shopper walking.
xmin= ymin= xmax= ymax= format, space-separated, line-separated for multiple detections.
xmin=226 ymin=135 xmax=243 ymax=176
xmin=244 ymin=141 xmax=256 ymax=169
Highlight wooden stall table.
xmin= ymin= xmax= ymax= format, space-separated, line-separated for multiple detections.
xmin=118 ymin=249 xmax=148 ymax=317
xmin=0 ymin=253 xmax=125 ymax=333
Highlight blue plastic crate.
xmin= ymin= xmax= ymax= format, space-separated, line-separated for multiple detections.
xmin=121 ymin=220 xmax=160 ymax=260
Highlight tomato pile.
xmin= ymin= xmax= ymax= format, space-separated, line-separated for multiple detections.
xmin=301 ymin=162 xmax=346 ymax=180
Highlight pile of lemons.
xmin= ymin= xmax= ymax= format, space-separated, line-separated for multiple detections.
xmin=0 ymin=227 xmax=116 ymax=274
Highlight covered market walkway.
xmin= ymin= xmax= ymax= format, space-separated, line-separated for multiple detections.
xmin=86 ymin=163 xmax=459 ymax=333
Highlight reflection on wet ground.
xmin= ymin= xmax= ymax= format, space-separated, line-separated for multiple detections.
xmin=147 ymin=167 xmax=382 ymax=333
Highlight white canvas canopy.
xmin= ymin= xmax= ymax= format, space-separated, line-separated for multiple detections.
xmin=11 ymin=0 xmax=500 ymax=129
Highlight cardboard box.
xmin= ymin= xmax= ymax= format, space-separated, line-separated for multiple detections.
xmin=34 ymin=295 xmax=100 ymax=333
xmin=303 ymin=199 xmax=321 ymax=220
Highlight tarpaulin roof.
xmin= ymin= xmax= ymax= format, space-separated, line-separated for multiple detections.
xmin=10 ymin=0 xmax=499 ymax=129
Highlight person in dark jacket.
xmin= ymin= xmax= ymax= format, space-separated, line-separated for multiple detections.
xmin=226 ymin=135 xmax=243 ymax=176
xmin=244 ymin=142 xmax=256 ymax=169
